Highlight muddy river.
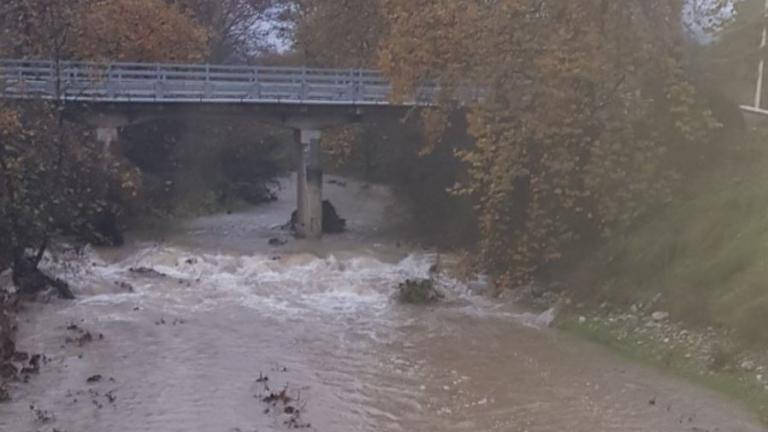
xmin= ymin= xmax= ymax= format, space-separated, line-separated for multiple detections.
xmin=0 ymin=176 xmax=764 ymax=432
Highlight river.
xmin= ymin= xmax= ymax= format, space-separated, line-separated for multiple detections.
xmin=0 ymin=176 xmax=764 ymax=432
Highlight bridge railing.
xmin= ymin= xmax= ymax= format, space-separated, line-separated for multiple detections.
xmin=0 ymin=59 xmax=439 ymax=106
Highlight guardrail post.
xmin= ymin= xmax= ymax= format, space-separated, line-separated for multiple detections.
xmin=48 ymin=61 xmax=57 ymax=98
xmin=155 ymin=65 xmax=163 ymax=100
xmin=251 ymin=67 xmax=260 ymax=99
xmin=300 ymin=67 xmax=307 ymax=102
xmin=204 ymin=64 xmax=212 ymax=99
xmin=354 ymin=69 xmax=362 ymax=103
xmin=106 ymin=63 xmax=115 ymax=98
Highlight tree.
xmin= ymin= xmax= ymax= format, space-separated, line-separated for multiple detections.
xmin=176 ymin=0 xmax=279 ymax=62
xmin=289 ymin=0 xmax=383 ymax=68
xmin=73 ymin=0 xmax=209 ymax=62
xmin=378 ymin=0 xmax=721 ymax=287
xmin=0 ymin=0 xmax=209 ymax=296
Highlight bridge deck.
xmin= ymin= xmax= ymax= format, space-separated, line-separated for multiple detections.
xmin=0 ymin=60 xmax=438 ymax=106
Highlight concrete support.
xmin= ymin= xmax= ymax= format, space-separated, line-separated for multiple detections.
xmin=295 ymin=128 xmax=323 ymax=239
xmin=95 ymin=126 xmax=119 ymax=164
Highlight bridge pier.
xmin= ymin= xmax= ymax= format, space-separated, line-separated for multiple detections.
xmin=96 ymin=127 xmax=119 ymax=157
xmin=295 ymin=128 xmax=323 ymax=239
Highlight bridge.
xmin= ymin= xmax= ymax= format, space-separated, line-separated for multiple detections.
xmin=0 ymin=59 xmax=447 ymax=239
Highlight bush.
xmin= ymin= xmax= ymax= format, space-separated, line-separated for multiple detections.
xmin=397 ymin=279 xmax=443 ymax=304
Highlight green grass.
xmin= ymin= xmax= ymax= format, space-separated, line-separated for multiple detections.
xmin=595 ymin=159 xmax=768 ymax=342
xmin=558 ymin=316 xmax=768 ymax=425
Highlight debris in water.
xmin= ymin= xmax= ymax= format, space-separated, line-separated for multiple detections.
xmin=397 ymin=279 xmax=444 ymax=304
xmin=128 ymin=267 xmax=167 ymax=278
xmin=21 ymin=354 xmax=42 ymax=375
xmin=86 ymin=374 xmax=103 ymax=383
xmin=262 ymin=386 xmax=292 ymax=404
xmin=29 ymin=404 xmax=54 ymax=423
xmin=258 ymin=379 xmax=310 ymax=429
xmin=105 ymin=390 xmax=117 ymax=404
xmin=65 ymin=323 xmax=98 ymax=347
xmin=115 ymin=281 xmax=134 ymax=292
xmin=0 ymin=385 xmax=10 ymax=403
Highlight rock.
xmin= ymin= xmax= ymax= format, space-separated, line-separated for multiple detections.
xmin=650 ymin=293 xmax=663 ymax=305
xmin=128 ymin=267 xmax=167 ymax=278
xmin=578 ymin=316 xmax=587 ymax=324
xmin=268 ymin=238 xmax=287 ymax=247
xmin=529 ymin=284 xmax=546 ymax=298
xmin=651 ymin=311 xmax=670 ymax=322
xmin=0 ymin=362 xmax=17 ymax=379
xmin=0 ymin=385 xmax=9 ymax=402
xmin=0 ymin=338 xmax=15 ymax=362
xmin=284 ymin=200 xmax=347 ymax=234
xmin=397 ymin=279 xmax=443 ymax=304
xmin=630 ymin=304 xmax=639 ymax=313
xmin=741 ymin=360 xmax=756 ymax=371
xmin=13 ymin=258 xmax=74 ymax=300
xmin=758 ymin=374 xmax=764 ymax=383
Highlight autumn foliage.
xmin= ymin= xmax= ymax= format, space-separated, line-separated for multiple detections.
xmin=375 ymin=0 xmax=722 ymax=287
xmin=0 ymin=0 xmax=212 ymax=272
xmin=73 ymin=0 xmax=209 ymax=62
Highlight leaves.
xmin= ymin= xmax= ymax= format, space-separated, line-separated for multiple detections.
xmin=377 ymin=0 xmax=720 ymax=286
xmin=72 ymin=0 xmax=209 ymax=62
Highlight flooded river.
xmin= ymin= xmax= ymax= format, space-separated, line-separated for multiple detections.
xmin=0 ymin=176 xmax=764 ymax=432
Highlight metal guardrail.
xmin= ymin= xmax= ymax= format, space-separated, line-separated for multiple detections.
xmin=0 ymin=59 xmax=438 ymax=106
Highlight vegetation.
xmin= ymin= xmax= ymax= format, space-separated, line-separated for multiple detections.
xmin=0 ymin=0 xmax=213 ymax=287
xmin=397 ymin=279 xmax=443 ymax=304
xmin=586 ymin=149 xmax=768 ymax=344
xmin=560 ymin=316 xmax=768 ymax=424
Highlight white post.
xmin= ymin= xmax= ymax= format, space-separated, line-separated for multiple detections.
xmin=754 ymin=0 xmax=768 ymax=109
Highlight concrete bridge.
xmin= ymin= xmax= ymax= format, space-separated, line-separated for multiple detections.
xmin=0 ymin=59 xmax=455 ymax=239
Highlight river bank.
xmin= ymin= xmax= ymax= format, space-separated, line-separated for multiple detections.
xmin=557 ymin=302 xmax=768 ymax=425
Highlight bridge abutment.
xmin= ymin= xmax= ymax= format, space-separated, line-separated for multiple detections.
xmin=295 ymin=128 xmax=323 ymax=239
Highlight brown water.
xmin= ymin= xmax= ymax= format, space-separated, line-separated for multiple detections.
xmin=0 ymin=176 xmax=764 ymax=432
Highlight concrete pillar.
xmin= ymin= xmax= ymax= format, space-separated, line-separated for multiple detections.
xmin=295 ymin=128 xmax=323 ymax=239
xmin=96 ymin=127 xmax=119 ymax=167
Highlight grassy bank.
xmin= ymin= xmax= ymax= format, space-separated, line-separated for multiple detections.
xmin=557 ymin=313 xmax=768 ymax=424
xmin=590 ymin=151 xmax=768 ymax=344
xmin=554 ymin=141 xmax=768 ymax=423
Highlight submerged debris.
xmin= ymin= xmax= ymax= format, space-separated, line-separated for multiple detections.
xmin=258 ymin=379 xmax=311 ymax=429
xmin=65 ymin=322 xmax=100 ymax=347
xmin=397 ymin=279 xmax=444 ymax=304
xmin=128 ymin=267 xmax=167 ymax=278
xmin=86 ymin=374 xmax=103 ymax=384
xmin=0 ymin=385 xmax=10 ymax=402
